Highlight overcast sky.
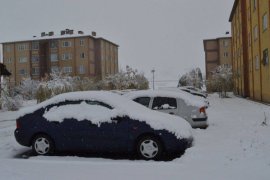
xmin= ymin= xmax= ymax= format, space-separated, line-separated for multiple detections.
xmin=0 ymin=0 xmax=234 ymax=87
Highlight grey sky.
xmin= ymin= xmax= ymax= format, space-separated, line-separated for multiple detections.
xmin=0 ymin=0 xmax=234 ymax=87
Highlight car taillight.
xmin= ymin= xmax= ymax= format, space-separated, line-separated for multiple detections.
xmin=199 ymin=107 xmax=206 ymax=114
xmin=16 ymin=120 xmax=21 ymax=129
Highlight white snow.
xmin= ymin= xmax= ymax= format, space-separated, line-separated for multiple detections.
xmin=43 ymin=102 xmax=117 ymax=126
xmin=124 ymin=89 xmax=206 ymax=107
xmin=0 ymin=94 xmax=270 ymax=180
xmin=19 ymin=91 xmax=192 ymax=139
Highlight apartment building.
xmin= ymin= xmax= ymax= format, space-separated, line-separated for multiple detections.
xmin=1 ymin=30 xmax=119 ymax=86
xmin=203 ymin=37 xmax=232 ymax=82
xmin=229 ymin=0 xmax=270 ymax=103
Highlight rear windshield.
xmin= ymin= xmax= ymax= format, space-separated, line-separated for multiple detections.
xmin=152 ymin=97 xmax=177 ymax=110
xmin=133 ymin=97 xmax=151 ymax=107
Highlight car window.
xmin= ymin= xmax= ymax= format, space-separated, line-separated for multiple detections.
xmin=85 ymin=100 xmax=113 ymax=109
xmin=45 ymin=100 xmax=83 ymax=111
xmin=133 ymin=97 xmax=151 ymax=107
xmin=152 ymin=97 xmax=177 ymax=110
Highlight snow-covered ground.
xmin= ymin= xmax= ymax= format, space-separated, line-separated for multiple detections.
xmin=0 ymin=94 xmax=269 ymax=180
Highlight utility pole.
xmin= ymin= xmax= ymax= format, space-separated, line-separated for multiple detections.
xmin=151 ymin=69 xmax=155 ymax=90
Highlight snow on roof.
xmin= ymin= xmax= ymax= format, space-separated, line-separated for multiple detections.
xmin=1 ymin=34 xmax=90 ymax=44
xmin=18 ymin=91 xmax=192 ymax=139
xmin=1 ymin=33 xmax=119 ymax=47
xmin=124 ymin=90 xmax=206 ymax=107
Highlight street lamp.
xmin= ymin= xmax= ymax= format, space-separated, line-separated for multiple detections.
xmin=151 ymin=69 xmax=155 ymax=90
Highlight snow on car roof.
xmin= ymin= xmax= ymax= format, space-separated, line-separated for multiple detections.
xmin=124 ymin=90 xmax=206 ymax=107
xmin=18 ymin=91 xmax=192 ymax=139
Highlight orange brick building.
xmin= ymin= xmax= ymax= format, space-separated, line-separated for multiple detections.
xmin=1 ymin=30 xmax=119 ymax=86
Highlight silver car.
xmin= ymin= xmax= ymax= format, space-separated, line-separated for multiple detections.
xmin=124 ymin=90 xmax=208 ymax=129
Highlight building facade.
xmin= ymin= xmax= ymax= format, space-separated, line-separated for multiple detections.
xmin=229 ymin=0 xmax=270 ymax=103
xmin=203 ymin=37 xmax=232 ymax=82
xmin=1 ymin=30 xmax=119 ymax=86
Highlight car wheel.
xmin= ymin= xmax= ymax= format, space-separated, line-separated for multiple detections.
xmin=32 ymin=134 xmax=54 ymax=155
xmin=137 ymin=136 xmax=163 ymax=160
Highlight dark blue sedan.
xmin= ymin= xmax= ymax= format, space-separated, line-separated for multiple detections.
xmin=15 ymin=91 xmax=193 ymax=160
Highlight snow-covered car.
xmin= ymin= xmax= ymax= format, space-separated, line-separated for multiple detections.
xmin=124 ymin=90 xmax=208 ymax=129
xmin=14 ymin=91 xmax=193 ymax=160
xmin=159 ymin=87 xmax=209 ymax=108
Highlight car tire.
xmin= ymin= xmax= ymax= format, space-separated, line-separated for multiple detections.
xmin=32 ymin=134 xmax=54 ymax=155
xmin=137 ymin=136 xmax=163 ymax=160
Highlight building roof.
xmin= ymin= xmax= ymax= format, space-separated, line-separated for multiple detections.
xmin=203 ymin=37 xmax=232 ymax=51
xmin=203 ymin=37 xmax=232 ymax=42
xmin=229 ymin=0 xmax=239 ymax=22
xmin=1 ymin=33 xmax=119 ymax=47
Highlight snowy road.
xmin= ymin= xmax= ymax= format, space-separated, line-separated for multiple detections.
xmin=0 ymin=94 xmax=270 ymax=180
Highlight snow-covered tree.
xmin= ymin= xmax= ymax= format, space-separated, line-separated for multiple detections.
xmin=208 ymin=64 xmax=233 ymax=97
xmin=178 ymin=68 xmax=203 ymax=88
xmin=0 ymin=80 xmax=23 ymax=111
xmin=15 ymin=78 xmax=39 ymax=100
xmin=102 ymin=66 xmax=149 ymax=90
xmin=36 ymin=71 xmax=74 ymax=102
xmin=36 ymin=71 xmax=99 ymax=102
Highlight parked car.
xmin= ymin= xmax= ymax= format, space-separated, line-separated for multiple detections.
xmin=161 ymin=87 xmax=209 ymax=107
xmin=15 ymin=91 xmax=193 ymax=160
xmin=124 ymin=90 xmax=208 ymax=129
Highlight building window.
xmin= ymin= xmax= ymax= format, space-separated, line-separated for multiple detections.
xmin=51 ymin=66 xmax=59 ymax=73
xmin=248 ymin=8 xmax=251 ymax=21
xmin=248 ymin=33 xmax=251 ymax=47
xmin=255 ymin=55 xmax=259 ymax=70
xmin=17 ymin=44 xmax=28 ymax=51
xmin=62 ymin=41 xmax=72 ymax=47
xmin=63 ymin=66 xmax=72 ymax=73
xmin=50 ymin=53 xmax=58 ymax=62
xmin=19 ymin=69 xmax=27 ymax=75
xmin=253 ymin=0 xmax=257 ymax=11
xmin=32 ymin=42 xmax=39 ymax=50
xmin=223 ymin=40 xmax=228 ymax=47
xmin=80 ymin=52 xmax=85 ymax=59
xmin=263 ymin=49 xmax=269 ymax=66
xmin=19 ymin=57 xmax=27 ymax=63
xmin=32 ymin=55 xmax=39 ymax=62
xmin=263 ymin=13 xmax=268 ymax=31
xmin=5 ymin=58 xmax=12 ymax=63
xmin=4 ymin=45 xmax=11 ymax=52
xmin=253 ymin=25 xmax=258 ymax=41
xmin=78 ymin=65 xmax=85 ymax=74
xmin=224 ymin=52 xmax=229 ymax=58
xmin=50 ymin=41 xmax=58 ymax=49
xmin=32 ymin=67 xmax=40 ymax=75
xmin=62 ymin=53 xmax=72 ymax=60
xmin=80 ymin=39 xmax=84 ymax=46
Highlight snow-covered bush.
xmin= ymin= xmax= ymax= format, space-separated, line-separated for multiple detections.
xmin=15 ymin=78 xmax=39 ymax=100
xmin=178 ymin=68 xmax=203 ymax=89
xmin=72 ymin=77 xmax=98 ymax=91
xmin=36 ymin=71 xmax=99 ymax=102
xmin=0 ymin=80 xmax=23 ymax=111
xmin=101 ymin=66 xmax=149 ymax=90
xmin=207 ymin=64 xmax=233 ymax=97
xmin=36 ymin=71 xmax=74 ymax=102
